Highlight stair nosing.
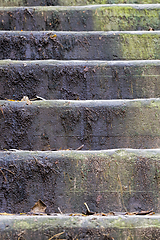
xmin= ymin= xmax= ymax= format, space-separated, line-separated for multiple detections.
xmin=2 ymin=4 xmax=160 ymax=10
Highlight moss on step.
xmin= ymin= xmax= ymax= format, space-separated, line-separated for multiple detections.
xmin=1 ymin=31 xmax=160 ymax=60
xmin=120 ymin=33 xmax=160 ymax=60
xmin=93 ymin=6 xmax=160 ymax=31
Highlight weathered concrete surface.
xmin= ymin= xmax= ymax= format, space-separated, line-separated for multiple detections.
xmin=1 ymin=215 xmax=160 ymax=239
xmin=1 ymin=99 xmax=160 ymax=150
xmin=1 ymin=60 xmax=160 ymax=100
xmin=1 ymin=149 xmax=160 ymax=213
xmin=0 ymin=5 xmax=159 ymax=31
xmin=1 ymin=31 xmax=160 ymax=60
xmin=1 ymin=0 xmax=160 ymax=7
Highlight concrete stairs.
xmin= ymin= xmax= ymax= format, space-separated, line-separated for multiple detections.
xmin=1 ymin=0 xmax=160 ymax=239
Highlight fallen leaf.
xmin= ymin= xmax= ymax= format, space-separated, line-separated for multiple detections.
xmin=135 ymin=210 xmax=154 ymax=215
xmin=21 ymin=96 xmax=32 ymax=105
xmin=148 ymin=27 xmax=154 ymax=31
xmin=50 ymin=34 xmax=57 ymax=40
xmin=84 ymin=67 xmax=89 ymax=72
xmin=125 ymin=210 xmax=154 ymax=215
xmin=30 ymin=199 xmax=47 ymax=214
xmin=7 ymin=99 xmax=19 ymax=102
xmin=0 ymin=212 xmax=14 ymax=215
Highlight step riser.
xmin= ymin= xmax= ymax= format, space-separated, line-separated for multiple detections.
xmin=1 ymin=215 xmax=160 ymax=240
xmin=0 ymin=5 xmax=159 ymax=31
xmin=1 ymin=60 xmax=160 ymax=100
xmin=0 ymin=100 xmax=160 ymax=150
xmin=0 ymin=150 xmax=160 ymax=213
xmin=1 ymin=31 xmax=160 ymax=60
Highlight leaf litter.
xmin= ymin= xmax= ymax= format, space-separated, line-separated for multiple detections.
xmin=6 ymin=95 xmax=46 ymax=105
xmin=14 ymin=200 xmax=154 ymax=217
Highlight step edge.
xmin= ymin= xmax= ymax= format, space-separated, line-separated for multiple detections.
xmin=1 ymin=98 xmax=160 ymax=104
xmin=1 ymin=148 xmax=160 ymax=154
xmin=1 ymin=4 xmax=160 ymax=11
xmin=0 ymin=214 xmax=160 ymax=230
xmin=1 ymin=59 xmax=160 ymax=66
xmin=1 ymin=30 xmax=160 ymax=35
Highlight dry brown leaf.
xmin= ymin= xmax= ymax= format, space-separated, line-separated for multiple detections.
xmin=21 ymin=96 xmax=32 ymax=105
xmin=50 ymin=34 xmax=57 ymax=40
xmin=69 ymin=213 xmax=85 ymax=216
xmin=0 ymin=212 xmax=14 ymax=215
xmin=148 ymin=27 xmax=154 ymax=31
xmin=31 ymin=199 xmax=47 ymax=214
xmin=125 ymin=210 xmax=154 ymax=216
xmin=7 ymin=99 xmax=19 ymax=102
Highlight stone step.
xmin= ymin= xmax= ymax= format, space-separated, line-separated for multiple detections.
xmin=0 ymin=149 xmax=160 ymax=213
xmin=0 ymin=215 xmax=160 ymax=240
xmin=0 ymin=5 xmax=159 ymax=31
xmin=1 ymin=31 xmax=160 ymax=60
xmin=0 ymin=0 xmax=159 ymax=7
xmin=1 ymin=60 xmax=160 ymax=100
xmin=0 ymin=99 xmax=160 ymax=150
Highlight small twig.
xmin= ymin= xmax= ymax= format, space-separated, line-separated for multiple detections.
xmin=83 ymin=37 xmax=90 ymax=45
xmin=24 ymin=8 xmax=33 ymax=17
xmin=0 ymin=167 xmax=14 ymax=182
xmin=0 ymin=169 xmax=7 ymax=182
xmin=84 ymin=202 xmax=95 ymax=215
xmin=18 ymin=231 xmax=26 ymax=240
xmin=58 ymin=207 xmax=63 ymax=214
xmin=30 ymin=96 xmax=46 ymax=101
xmin=84 ymin=202 xmax=90 ymax=212
xmin=2 ymin=168 xmax=14 ymax=175
xmin=33 ymin=156 xmax=44 ymax=166
xmin=33 ymin=156 xmax=59 ymax=175
xmin=36 ymin=95 xmax=46 ymax=101
xmin=48 ymin=231 xmax=65 ymax=240
xmin=76 ymin=144 xmax=84 ymax=151
xmin=77 ymin=39 xmax=85 ymax=47
xmin=0 ymin=107 xmax=5 ymax=118
xmin=18 ymin=236 xmax=26 ymax=240
xmin=72 ymin=235 xmax=78 ymax=240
